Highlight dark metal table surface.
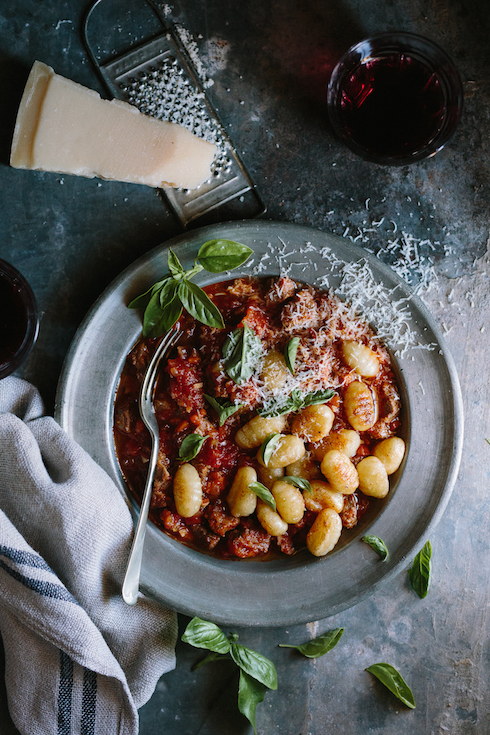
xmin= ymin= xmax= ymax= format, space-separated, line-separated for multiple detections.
xmin=1 ymin=0 xmax=489 ymax=733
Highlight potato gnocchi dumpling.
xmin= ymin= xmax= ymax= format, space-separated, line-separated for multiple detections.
xmin=115 ymin=275 xmax=405 ymax=560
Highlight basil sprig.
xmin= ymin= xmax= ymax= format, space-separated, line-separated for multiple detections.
xmin=248 ymin=481 xmax=276 ymax=511
xmin=362 ymin=535 xmax=389 ymax=561
xmin=284 ymin=337 xmax=300 ymax=374
xmin=279 ymin=627 xmax=344 ymax=658
xmin=128 ymin=240 xmax=252 ymax=337
xmin=258 ymin=388 xmax=335 ymax=418
xmin=204 ymin=394 xmax=243 ymax=426
xmin=407 ymin=540 xmax=432 ymax=598
xmin=178 ymin=433 xmax=207 ymax=462
xmin=182 ymin=617 xmax=277 ymax=734
xmin=366 ymin=663 xmax=416 ymax=709
xmin=222 ymin=325 xmax=263 ymax=385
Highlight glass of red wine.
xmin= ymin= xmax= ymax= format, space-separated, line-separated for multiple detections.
xmin=327 ymin=32 xmax=463 ymax=165
xmin=0 ymin=259 xmax=39 ymax=379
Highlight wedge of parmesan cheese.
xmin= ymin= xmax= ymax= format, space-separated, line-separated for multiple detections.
xmin=10 ymin=60 xmax=216 ymax=190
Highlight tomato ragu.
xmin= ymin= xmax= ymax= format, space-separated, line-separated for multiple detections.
xmin=114 ymin=275 xmax=405 ymax=560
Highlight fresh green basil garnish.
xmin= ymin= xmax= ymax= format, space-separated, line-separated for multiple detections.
xmin=258 ymin=388 xmax=335 ymax=418
xmin=230 ymin=643 xmax=278 ymax=690
xmin=129 ymin=240 xmax=251 ymax=337
xmin=127 ymin=276 xmax=169 ymax=310
xmin=259 ymin=433 xmax=281 ymax=467
xmin=197 ymin=239 xmax=253 ymax=272
xmin=238 ymin=670 xmax=267 ymax=735
xmin=182 ymin=617 xmax=277 ymax=735
xmin=279 ymin=627 xmax=344 ymax=658
xmin=282 ymin=476 xmax=312 ymax=493
xmin=167 ymin=248 xmax=187 ymax=277
xmin=407 ymin=540 xmax=431 ymax=598
xmin=181 ymin=617 xmax=232 ymax=653
xmin=178 ymin=279 xmax=224 ymax=329
xmin=284 ymin=337 xmax=300 ymax=374
xmin=366 ymin=663 xmax=416 ymax=709
xmin=248 ymin=481 xmax=276 ymax=511
xmin=142 ymin=279 xmax=183 ymax=337
xmin=178 ymin=433 xmax=207 ymax=462
xmin=222 ymin=325 xmax=263 ymax=385
xmin=204 ymin=395 xmax=243 ymax=426
xmin=362 ymin=535 xmax=389 ymax=561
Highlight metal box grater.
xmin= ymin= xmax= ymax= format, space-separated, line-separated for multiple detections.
xmin=83 ymin=0 xmax=265 ymax=227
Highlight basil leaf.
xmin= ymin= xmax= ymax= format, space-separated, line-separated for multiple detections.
xmin=366 ymin=663 xmax=416 ymax=709
xmin=222 ymin=325 xmax=263 ymax=384
xmin=259 ymin=433 xmax=281 ymax=467
xmin=198 ymin=239 xmax=253 ymax=273
xmin=279 ymin=627 xmax=344 ymax=658
xmin=248 ymin=481 xmax=276 ymax=511
xmin=362 ymin=535 xmax=389 ymax=561
xmin=168 ymin=248 xmax=185 ymax=277
xmin=407 ymin=540 xmax=432 ymax=598
xmin=191 ymin=652 xmax=230 ymax=671
xmin=238 ymin=669 xmax=267 ymax=735
xmin=230 ymin=642 xmax=278 ymax=690
xmin=223 ymin=326 xmax=263 ymax=383
xmin=178 ymin=279 xmax=225 ymax=329
xmin=204 ymin=394 xmax=243 ymax=426
xmin=282 ymin=476 xmax=312 ymax=493
xmin=128 ymin=277 xmax=169 ymax=309
xmin=179 ymin=433 xmax=207 ymax=462
xmin=142 ymin=282 xmax=183 ymax=337
xmin=181 ymin=617 xmax=232 ymax=654
xmin=284 ymin=337 xmax=300 ymax=374
xmin=301 ymin=388 xmax=336 ymax=407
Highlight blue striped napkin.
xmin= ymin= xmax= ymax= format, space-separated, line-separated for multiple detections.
xmin=0 ymin=377 xmax=177 ymax=735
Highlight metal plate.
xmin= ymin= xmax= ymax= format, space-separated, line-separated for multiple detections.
xmin=54 ymin=221 xmax=463 ymax=626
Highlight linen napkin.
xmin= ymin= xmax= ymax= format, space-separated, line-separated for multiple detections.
xmin=0 ymin=376 xmax=177 ymax=735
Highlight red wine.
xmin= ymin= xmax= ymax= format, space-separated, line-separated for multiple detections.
xmin=339 ymin=53 xmax=446 ymax=158
xmin=0 ymin=272 xmax=29 ymax=367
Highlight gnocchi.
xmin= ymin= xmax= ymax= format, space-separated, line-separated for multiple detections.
xmin=256 ymin=498 xmax=288 ymax=537
xmin=373 ymin=437 xmax=405 ymax=474
xmin=257 ymin=464 xmax=284 ymax=489
xmin=310 ymin=428 xmax=361 ymax=461
xmin=235 ymin=414 xmax=287 ymax=449
xmin=291 ymin=404 xmax=334 ymax=442
xmin=286 ymin=453 xmax=322 ymax=481
xmin=344 ymin=380 xmax=377 ymax=432
xmin=341 ymin=340 xmax=380 ymax=377
xmin=306 ymin=508 xmax=342 ymax=557
xmin=271 ymin=480 xmax=305 ymax=524
xmin=304 ymin=480 xmax=344 ymax=514
xmin=227 ymin=466 xmax=258 ymax=517
xmin=320 ymin=450 xmax=359 ymax=494
xmin=257 ymin=434 xmax=305 ymax=469
xmin=357 ymin=456 xmax=389 ymax=498
xmin=173 ymin=463 xmax=202 ymax=518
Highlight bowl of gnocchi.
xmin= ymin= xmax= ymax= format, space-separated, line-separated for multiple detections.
xmin=56 ymin=220 xmax=463 ymax=626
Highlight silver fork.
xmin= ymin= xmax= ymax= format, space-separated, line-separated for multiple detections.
xmin=122 ymin=325 xmax=181 ymax=605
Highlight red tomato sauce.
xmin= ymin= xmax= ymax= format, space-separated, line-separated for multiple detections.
xmin=114 ymin=276 xmax=402 ymax=560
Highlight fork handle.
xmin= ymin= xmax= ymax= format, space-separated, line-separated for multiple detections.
xmin=122 ymin=434 xmax=159 ymax=605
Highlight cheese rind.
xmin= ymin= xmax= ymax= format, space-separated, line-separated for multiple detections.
xmin=10 ymin=61 xmax=216 ymax=190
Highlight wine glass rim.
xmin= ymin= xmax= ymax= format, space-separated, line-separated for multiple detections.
xmin=326 ymin=31 xmax=464 ymax=165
